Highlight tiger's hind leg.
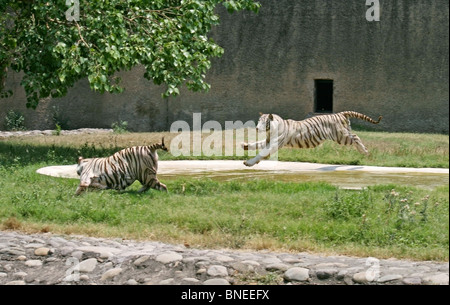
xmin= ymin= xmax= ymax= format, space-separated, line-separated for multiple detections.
xmin=89 ymin=176 xmax=108 ymax=190
xmin=137 ymin=185 xmax=150 ymax=193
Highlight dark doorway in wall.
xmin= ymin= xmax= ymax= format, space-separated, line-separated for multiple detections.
xmin=314 ymin=80 xmax=333 ymax=113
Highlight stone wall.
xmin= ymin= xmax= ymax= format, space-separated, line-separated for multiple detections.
xmin=1 ymin=0 xmax=448 ymax=133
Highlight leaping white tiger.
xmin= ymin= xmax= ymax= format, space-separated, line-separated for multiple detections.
xmin=242 ymin=111 xmax=382 ymax=167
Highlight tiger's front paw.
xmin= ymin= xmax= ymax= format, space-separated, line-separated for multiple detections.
xmin=244 ymin=160 xmax=255 ymax=167
xmin=158 ymin=183 xmax=168 ymax=192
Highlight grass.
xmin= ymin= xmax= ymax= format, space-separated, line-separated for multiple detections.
xmin=2 ymin=129 xmax=448 ymax=167
xmin=0 ymin=130 xmax=448 ymax=261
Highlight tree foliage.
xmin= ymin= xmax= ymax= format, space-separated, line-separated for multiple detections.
xmin=0 ymin=0 xmax=260 ymax=108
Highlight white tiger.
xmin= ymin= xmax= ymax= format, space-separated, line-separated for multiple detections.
xmin=75 ymin=137 xmax=168 ymax=195
xmin=242 ymin=111 xmax=382 ymax=167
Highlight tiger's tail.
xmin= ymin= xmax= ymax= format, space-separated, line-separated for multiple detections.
xmin=149 ymin=137 xmax=168 ymax=152
xmin=340 ymin=111 xmax=382 ymax=124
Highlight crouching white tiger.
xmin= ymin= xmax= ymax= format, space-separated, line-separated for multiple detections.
xmin=242 ymin=111 xmax=382 ymax=167
xmin=75 ymin=137 xmax=168 ymax=195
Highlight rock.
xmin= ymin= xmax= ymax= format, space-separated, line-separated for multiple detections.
xmin=203 ymin=279 xmax=230 ymax=285
xmin=336 ymin=270 xmax=348 ymax=280
xmin=103 ymin=262 xmax=113 ymax=269
xmin=316 ymin=268 xmax=338 ymax=280
xmin=126 ymin=279 xmax=138 ymax=285
xmin=31 ymin=238 xmax=46 ymax=244
xmin=207 ymin=265 xmax=228 ymax=277
xmin=77 ymin=258 xmax=98 ymax=273
xmin=422 ymin=273 xmax=449 ymax=285
xmin=282 ymin=257 xmax=302 ymax=264
xmin=262 ymin=257 xmax=282 ymax=265
xmin=1 ymin=231 xmax=449 ymax=286
xmin=344 ymin=276 xmax=354 ymax=285
xmin=403 ymin=277 xmax=422 ymax=285
xmin=25 ymin=243 xmax=45 ymax=249
xmin=231 ymin=262 xmax=256 ymax=273
xmin=159 ymin=278 xmax=175 ymax=285
xmin=315 ymin=263 xmax=349 ymax=269
xmin=156 ymin=252 xmax=183 ymax=264
xmin=6 ymin=280 xmax=26 ymax=285
xmin=25 ymin=260 xmax=42 ymax=267
xmin=353 ymin=272 xmax=371 ymax=284
xmin=215 ymin=255 xmax=234 ymax=262
xmin=34 ymin=247 xmax=52 ymax=256
xmin=71 ymin=251 xmax=83 ymax=260
xmin=182 ymin=278 xmax=201 ymax=284
xmin=77 ymin=246 xmax=120 ymax=259
xmin=266 ymin=263 xmax=290 ymax=272
xmin=49 ymin=237 xmax=68 ymax=247
xmin=0 ymin=247 xmax=25 ymax=256
xmin=195 ymin=261 xmax=210 ymax=268
xmin=377 ymin=274 xmax=403 ymax=283
xmin=133 ymin=255 xmax=151 ymax=267
xmin=17 ymin=255 xmax=27 ymax=261
xmin=438 ymin=264 xmax=449 ymax=273
xmin=100 ymin=268 xmax=123 ymax=281
xmin=59 ymin=247 xmax=74 ymax=257
xmin=13 ymin=272 xmax=28 ymax=279
xmin=284 ymin=267 xmax=310 ymax=282
xmin=241 ymin=260 xmax=260 ymax=266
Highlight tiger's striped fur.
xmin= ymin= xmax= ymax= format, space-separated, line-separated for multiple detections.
xmin=242 ymin=111 xmax=382 ymax=167
xmin=75 ymin=137 xmax=168 ymax=195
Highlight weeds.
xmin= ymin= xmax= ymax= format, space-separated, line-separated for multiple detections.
xmin=213 ymin=213 xmax=249 ymax=249
xmin=324 ymin=189 xmax=372 ymax=220
xmin=111 ymin=120 xmax=129 ymax=134
xmin=53 ymin=123 xmax=62 ymax=136
xmin=384 ymin=189 xmax=433 ymax=228
xmin=4 ymin=110 xmax=26 ymax=131
xmin=1 ymin=216 xmax=22 ymax=230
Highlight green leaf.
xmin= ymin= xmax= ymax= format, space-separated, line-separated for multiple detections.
xmin=1 ymin=0 xmax=260 ymax=107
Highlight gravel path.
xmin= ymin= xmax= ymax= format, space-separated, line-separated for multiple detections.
xmin=0 ymin=231 xmax=448 ymax=285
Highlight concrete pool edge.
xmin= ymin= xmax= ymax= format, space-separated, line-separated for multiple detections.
xmin=36 ymin=160 xmax=449 ymax=179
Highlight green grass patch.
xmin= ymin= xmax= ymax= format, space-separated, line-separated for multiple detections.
xmin=0 ymin=164 xmax=447 ymax=261
xmin=0 ymin=131 xmax=448 ymax=261
xmin=1 ymin=129 xmax=448 ymax=168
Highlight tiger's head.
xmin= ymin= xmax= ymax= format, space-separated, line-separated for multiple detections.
xmin=76 ymin=156 xmax=87 ymax=176
xmin=256 ymin=113 xmax=281 ymax=134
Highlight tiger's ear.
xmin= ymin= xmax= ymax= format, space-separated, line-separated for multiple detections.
xmin=259 ymin=112 xmax=263 ymax=117
xmin=268 ymin=114 xmax=274 ymax=121
xmin=161 ymin=136 xmax=165 ymax=146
